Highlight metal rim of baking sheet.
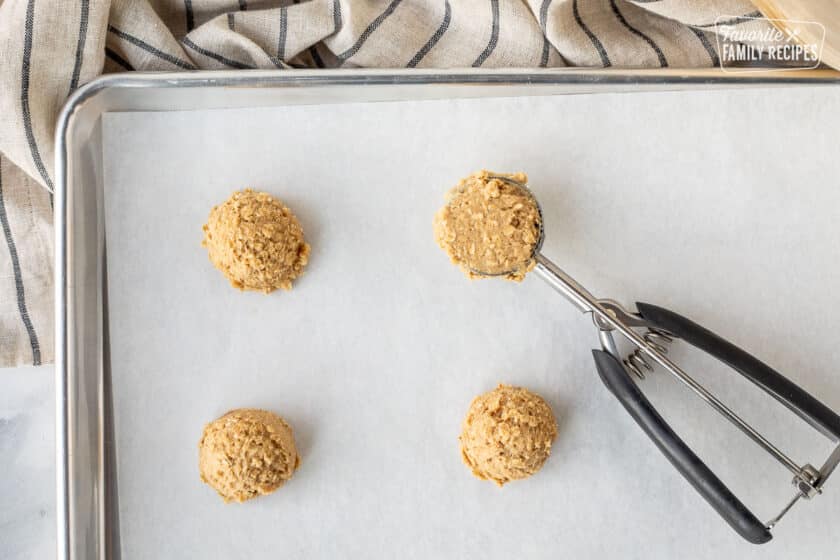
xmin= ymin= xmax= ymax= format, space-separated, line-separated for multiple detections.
xmin=54 ymin=67 xmax=840 ymax=560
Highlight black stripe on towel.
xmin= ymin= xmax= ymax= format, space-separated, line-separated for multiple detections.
xmin=610 ymin=0 xmax=666 ymax=67
xmin=537 ymin=0 xmax=569 ymax=66
xmin=182 ymin=37 xmax=256 ymax=69
xmin=472 ymin=0 xmax=499 ymax=67
xmin=185 ymin=0 xmax=195 ymax=31
xmin=407 ymin=0 xmax=450 ymax=68
xmin=539 ymin=0 xmax=552 ymax=67
xmin=689 ymin=27 xmax=719 ymax=66
xmin=337 ymin=0 xmax=403 ymax=61
xmin=0 ymin=162 xmax=41 ymax=366
xmin=21 ymin=0 xmax=54 ymax=192
xmin=108 ymin=25 xmax=197 ymax=69
xmin=333 ymin=0 xmax=342 ymax=33
xmin=68 ymin=0 xmax=90 ymax=93
xmin=227 ymin=13 xmax=235 ymax=31
xmin=573 ymin=0 xmax=611 ymax=67
xmin=277 ymin=6 xmax=288 ymax=61
xmin=105 ymin=47 xmax=135 ymax=70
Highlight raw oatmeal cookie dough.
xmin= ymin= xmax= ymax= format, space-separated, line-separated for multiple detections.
xmin=434 ymin=170 xmax=541 ymax=281
xmin=460 ymin=384 xmax=557 ymax=486
xmin=199 ymin=408 xmax=300 ymax=503
xmin=202 ymin=189 xmax=310 ymax=293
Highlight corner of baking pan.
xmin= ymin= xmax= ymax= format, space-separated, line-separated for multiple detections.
xmin=55 ymin=70 xmax=141 ymax=560
xmin=54 ymin=73 xmax=107 ymax=560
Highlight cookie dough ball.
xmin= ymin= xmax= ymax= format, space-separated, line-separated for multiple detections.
xmin=460 ymin=384 xmax=557 ymax=486
xmin=199 ymin=408 xmax=300 ymax=503
xmin=202 ymin=189 xmax=310 ymax=293
xmin=434 ymin=170 xmax=541 ymax=281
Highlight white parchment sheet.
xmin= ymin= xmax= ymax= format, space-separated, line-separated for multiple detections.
xmin=102 ymin=86 xmax=840 ymax=560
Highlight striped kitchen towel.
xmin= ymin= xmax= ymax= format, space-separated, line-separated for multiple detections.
xmin=0 ymin=0 xmax=778 ymax=367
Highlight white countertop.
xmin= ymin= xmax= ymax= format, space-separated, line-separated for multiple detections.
xmin=1 ymin=366 xmax=55 ymax=559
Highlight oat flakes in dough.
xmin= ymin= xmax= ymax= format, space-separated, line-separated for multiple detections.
xmin=199 ymin=408 xmax=300 ymax=503
xmin=202 ymin=189 xmax=310 ymax=293
xmin=434 ymin=170 xmax=541 ymax=281
xmin=460 ymin=384 xmax=557 ymax=486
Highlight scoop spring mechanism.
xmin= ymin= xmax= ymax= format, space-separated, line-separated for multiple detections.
xmin=624 ymin=328 xmax=674 ymax=380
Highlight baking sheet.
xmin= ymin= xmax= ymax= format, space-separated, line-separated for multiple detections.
xmin=102 ymin=86 xmax=840 ymax=559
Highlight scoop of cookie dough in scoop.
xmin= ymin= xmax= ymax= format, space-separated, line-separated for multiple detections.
xmin=202 ymin=189 xmax=310 ymax=293
xmin=460 ymin=384 xmax=557 ymax=486
xmin=199 ymin=408 xmax=300 ymax=503
xmin=434 ymin=170 xmax=541 ymax=281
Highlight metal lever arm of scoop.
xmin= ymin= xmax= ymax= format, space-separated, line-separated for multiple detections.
xmin=592 ymin=349 xmax=773 ymax=544
xmin=636 ymin=302 xmax=840 ymax=445
xmin=535 ymin=254 xmax=836 ymax=476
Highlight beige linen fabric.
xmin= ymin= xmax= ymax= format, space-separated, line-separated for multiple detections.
xmin=0 ymin=0 xmax=770 ymax=366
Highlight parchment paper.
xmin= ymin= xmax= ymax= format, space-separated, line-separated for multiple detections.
xmin=102 ymin=86 xmax=840 ymax=560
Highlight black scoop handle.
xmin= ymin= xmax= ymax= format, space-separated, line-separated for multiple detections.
xmin=593 ymin=349 xmax=773 ymax=544
xmin=636 ymin=302 xmax=840 ymax=443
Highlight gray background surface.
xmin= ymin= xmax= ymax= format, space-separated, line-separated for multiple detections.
xmin=4 ymin=85 xmax=840 ymax=559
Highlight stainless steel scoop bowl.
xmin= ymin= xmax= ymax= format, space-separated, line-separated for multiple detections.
xmin=463 ymin=175 xmax=621 ymax=320
xmin=464 ymin=174 xmax=545 ymax=279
